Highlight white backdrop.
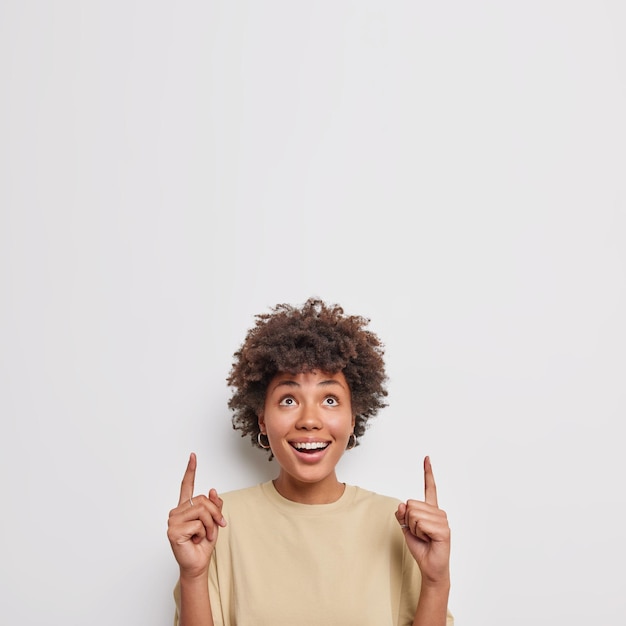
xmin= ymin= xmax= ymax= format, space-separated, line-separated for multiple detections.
xmin=1 ymin=1 xmax=625 ymax=624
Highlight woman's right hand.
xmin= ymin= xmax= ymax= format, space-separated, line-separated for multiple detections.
xmin=167 ymin=453 xmax=226 ymax=579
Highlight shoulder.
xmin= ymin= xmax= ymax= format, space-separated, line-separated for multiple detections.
xmin=220 ymin=483 xmax=264 ymax=498
xmin=351 ymin=485 xmax=402 ymax=507
xmin=218 ymin=482 xmax=274 ymax=518
xmin=220 ymin=482 xmax=265 ymax=504
xmin=345 ymin=485 xmax=402 ymax=522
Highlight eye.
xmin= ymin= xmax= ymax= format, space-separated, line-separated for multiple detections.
xmin=323 ymin=396 xmax=339 ymax=406
xmin=279 ymin=396 xmax=296 ymax=406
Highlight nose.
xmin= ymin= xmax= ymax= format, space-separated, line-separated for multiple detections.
xmin=295 ymin=403 xmax=322 ymax=430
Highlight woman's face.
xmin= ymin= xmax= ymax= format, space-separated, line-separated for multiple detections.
xmin=259 ymin=370 xmax=355 ymax=502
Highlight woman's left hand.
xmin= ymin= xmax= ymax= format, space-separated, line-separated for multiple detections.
xmin=395 ymin=456 xmax=451 ymax=586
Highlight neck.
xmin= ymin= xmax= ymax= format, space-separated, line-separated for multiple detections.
xmin=273 ymin=472 xmax=345 ymax=504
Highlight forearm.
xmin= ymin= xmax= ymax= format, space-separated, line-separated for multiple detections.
xmin=178 ymin=573 xmax=214 ymax=626
xmin=412 ymin=580 xmax=451 ymax=626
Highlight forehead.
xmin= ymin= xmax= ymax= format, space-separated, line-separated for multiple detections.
xmin=267 ymin=370 xmax=349 ymax=390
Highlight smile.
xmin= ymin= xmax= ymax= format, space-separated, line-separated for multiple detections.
xmin=290 ymin=441 xmax=330 ymax=453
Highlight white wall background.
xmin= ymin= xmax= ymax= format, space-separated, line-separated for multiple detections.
xmin=1 ymin=1 xmax=625 ymax=624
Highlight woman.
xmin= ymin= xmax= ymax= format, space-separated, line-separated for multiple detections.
xmin=168 ymin=298 xmax=454 ymax=625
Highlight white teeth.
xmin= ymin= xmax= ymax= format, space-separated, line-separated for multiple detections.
xmin=292 ymin=442 xmax=329 ymax=450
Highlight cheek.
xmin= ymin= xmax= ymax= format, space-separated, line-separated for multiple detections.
xmin=262 ymin=412 xmax=289 ymax=435
xmin=330 ymin=412 xmax=355 ymax=433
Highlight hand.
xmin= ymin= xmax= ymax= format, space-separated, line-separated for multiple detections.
xmin=395 ymin=456 xmax=451 ymax=587
xmin=167 ymin=453 xmax=226 ymax=579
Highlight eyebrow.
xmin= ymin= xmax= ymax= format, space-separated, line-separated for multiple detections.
xmin=270 ymin=379 xmax=345 ymax=392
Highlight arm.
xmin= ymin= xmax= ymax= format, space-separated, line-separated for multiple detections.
xmin=396 ymin=456 xmax=452 ymax=626
xmin=167 ymin=453 xmax=227 ymax=626
xmin=178 ymin=573 xmax=214 ymax=626
xmin=411 ymin=581 xmax=451 ymax=626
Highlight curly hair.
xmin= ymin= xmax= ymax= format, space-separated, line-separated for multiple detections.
xmin=227 ymin=297 xmax=388 ymax=454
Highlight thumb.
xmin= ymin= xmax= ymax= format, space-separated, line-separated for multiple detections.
xmin=395 ymin=502 xmax=408 ymax=529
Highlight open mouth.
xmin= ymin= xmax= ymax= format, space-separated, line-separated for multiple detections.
xmin=290 ymin=441 xmax=330 ymax=454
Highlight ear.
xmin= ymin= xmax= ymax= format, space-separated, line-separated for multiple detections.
xmin=258 ymin=413 xmax=265 ymax=433
xmin=351 ymin=414 xmax=356 ymax=429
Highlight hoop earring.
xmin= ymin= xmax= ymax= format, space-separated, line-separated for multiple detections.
xmin=257 ymin=432 xmax=271 ymax=449
xmin=346 ymin=433 xmax=357 ymax=450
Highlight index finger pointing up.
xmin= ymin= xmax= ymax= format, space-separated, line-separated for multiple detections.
xmin=178 ymin=452 xmax=197 ymax=506
xmin=424 ymin=455 xmax=439 ymax=507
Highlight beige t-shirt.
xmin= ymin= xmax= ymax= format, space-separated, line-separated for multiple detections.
xmin=174 ymin=481 xmax=454 ymax=626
